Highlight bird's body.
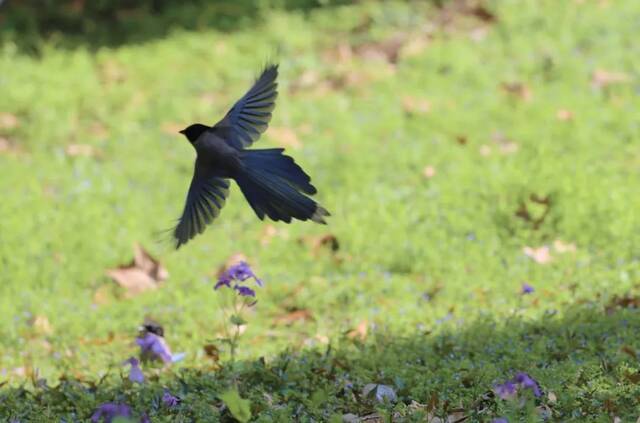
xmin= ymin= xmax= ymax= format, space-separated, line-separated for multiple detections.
xmin=173 ymin=64 xmax=328 ymax=248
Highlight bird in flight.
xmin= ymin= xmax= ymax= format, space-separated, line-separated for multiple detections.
xmin=173 ymin=64 xmax=329 ymax=249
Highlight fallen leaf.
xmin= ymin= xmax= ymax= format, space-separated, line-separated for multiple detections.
xmin=92 ymin=285 xmax=114 ymax=306
xmin=347 ymin=320 xmax=368 ymax=341
xmin=89 ymin=122 xmax=109 ymax=138
xmin=273 ymin=309 xmax=314 ymax=326
xmin=298 ymin=234 xmax=340 ymax=256
xmin=553 ymin=239 xmax=576 ymax=253
xmin=267 ymin=126 xmax=302 ymax=149
xmin=29 ymin=315 xmax=53 ymax=335
xmin=621 ymin=345 xmax=637 ymax=359
xmin=98 ymin=59 xmax=127 ymax=85
xmin=353 ymin=36 xmax=405 ymax=64
xmin=556 ymin=109 xmax=574 ymax=121
xmin=626 ymin=372 xmax=640 ymax=384
xmin=65 ymin=143 xmax=100 ymax=158
xmin=501 ymin=82 xmax=532 ymax=102
xmin=605 ymin=294 xmax=640 ymax=315
xmin=402 ymin=96 xmax=432 ymax=116
xmin=479 ymin=144 xmax=492 ymax=156
xmin=400 ymin=35 xmax=431 ymax=58
xmin=0 ymin=112 xmax=19 ymax=130
xmin=547 ymin=391 xmax=557 ymax=403
xmin=523 ymin=246 xmax=553 ymax=264
xmin=0 ymin=137 xmax=16 ymax=154
xmin=106 ymin=244 xmax=168 ymax=297
xmin=591 ymin=69 xmax=630 ymax=89
xmin=423 ymin=165 xmax=437 ymax=179
xmin=455 ymin=135 xmax=468 ymax=145
xmin=203 ymin=344 xmax=220 ymax=362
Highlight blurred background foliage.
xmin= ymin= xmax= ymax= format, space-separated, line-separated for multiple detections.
xmin=0 ymin=0 xmax=371 ymax=52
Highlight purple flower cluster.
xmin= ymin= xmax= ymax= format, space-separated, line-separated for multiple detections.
xmin=124 ymin=357 xmax=144 ymax=384
xmin=136 ymin=332 xmax=174 ymax=363
xmin=521 ymin=283 xmax=535 ymax=295
xmin=215 ymin=261 xmax=263 ymax=298
xmin=162 ymin=389 xmax=181 ymax=408
xmin=494 ymin=372 xmax=542 ymax=400
xmin=91 ymin=403 xmax=149 ymax=423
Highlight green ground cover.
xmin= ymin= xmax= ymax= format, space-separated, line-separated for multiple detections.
xmin=1 ymin=0 xmax=640 ymax=420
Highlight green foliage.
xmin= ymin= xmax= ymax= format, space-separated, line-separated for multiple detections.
xmin=1 ymin=0 xmax=640 ymax=420
xmin=220 ymin=388 xmax=252 ymax=422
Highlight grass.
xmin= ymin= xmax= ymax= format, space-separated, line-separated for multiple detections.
xmin=1 ymin=0 xmax=640 ymax=420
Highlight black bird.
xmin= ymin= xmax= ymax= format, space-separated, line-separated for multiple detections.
xmin=174 ymin=64 xmax=329 ymax=248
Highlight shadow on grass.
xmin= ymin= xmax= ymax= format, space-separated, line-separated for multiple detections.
xmin=2 ymin=302 xmax=640 ymax=421
xmin=0 ymin=0 xmax=354 ymax=54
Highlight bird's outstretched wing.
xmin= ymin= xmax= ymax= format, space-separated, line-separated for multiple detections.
xmin=173 ymin=159 xmax=230 ymax=248
xmin=212 ymin=64 xmax=278 ymax=150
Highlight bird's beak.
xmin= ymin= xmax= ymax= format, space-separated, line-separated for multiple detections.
xmin=178 ymin=129 xmax=185 ymax=135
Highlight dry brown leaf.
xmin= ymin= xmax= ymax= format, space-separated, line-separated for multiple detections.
xmin=347 ymin=320 xmax=368 ymax=341
xmin=353 ymin=36 xmax=406 ymax=64
xmin=556 ymin=109 xmax=574 ymax=121
xmin=78 ymin=332 xmax=116 ymax=346
xmin=491 ymin=131 xmax=518 ymax=155
xmin=621 ymin=345 xmax=637 ymax=360
xmin=0 ymin=137 xmax=14 ymax=153
xmin=591 ymin=69 xmax=630 ymax=89
xmin=0 ymin=112 xmax=19 ymax=130
xmin=29 ymin=315 xmax=53 ymax=335
xmin=268 ymin=126 xmax=302 ymax=149
xmin=65 ymin=143 xmax=99 ymax=158
xmin=273 ymin=309 xmax=314 ymax=326
xmin=106 ymin=243 xmax=168 ymax=297
xmin=402 ymin=96 xmax=432 ymax=116
xmin=523 ymin=246 xmax=553 ymax=264
xmin=298 ymin=233 xmax=340 ymax=256
xmin=260 ymin=224 xmax=289 ymax=246
xmin=89 ymin=122 xmax=109 ymax=138
xmin=92 ymin=285 xmax=114 ymax=306
xmin=479 ymin=144 xmax=492 ymax=156
xmin=553 ymin=239 xmax=576 ymax=253
xmin=98 ymin=59 xmax=127 ymax=85
xmin=400 ymin=35 xmax=431 ymax=58
xmin=501 ymin=82 xmax=533 ymax=102
xmin=203 ymin=344 xmax=220 ymax=362
xmin=606 ymin=294 xmax=640 ymax=315
xmin=423 ymin=165 xmax=437 ymax=179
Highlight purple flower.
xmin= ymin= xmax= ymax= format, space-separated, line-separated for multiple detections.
xmin=234 ymin=285 xmax=256 ymax=297
xmin=215 ymin=262 xmax=263 ymax=294
xmin=91 ymin=403 xmax=132 ymax=423
xmin=513 ymin=372 xmax=541 ymax=397
xmin=136 ymin=333 xmax=172 ymax=363
xmin=493 ymin=419 xmax=508 ymax=423
xmin=228 ymin=262 xmax=258 ymax=283
xmin=494 ymin=381 xmax=517 ymax=400
xmin=162 ymin=389 xmax=181 ymax=408
xmin=214 ymin=273 xmax=233 ymax=290
xmin=495 ymin=372 xmax=542 ymax=400
xmin=521 ymin=283 xmax=535 ymax=294
xmin=124 ymin=357 xmax=144 ymax=384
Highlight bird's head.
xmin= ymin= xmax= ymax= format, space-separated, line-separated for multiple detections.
xmin=179 ymin=123 xmax=209 ymax=143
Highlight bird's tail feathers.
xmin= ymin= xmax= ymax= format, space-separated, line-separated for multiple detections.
xmin=236 ymin=149 xmax=329 ymax=224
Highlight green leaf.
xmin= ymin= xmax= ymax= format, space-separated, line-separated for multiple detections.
xmin=229 ymin=314 xmax=247 ymax=326
xmin=220 ymin=388 xmax=252 ymax=423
